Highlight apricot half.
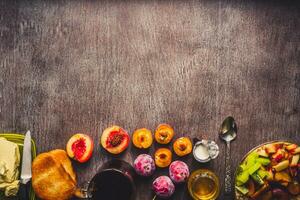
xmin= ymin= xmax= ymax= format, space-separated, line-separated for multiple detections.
xmin=66 ymin=133 xmax=94 ymax=163
xmin=173 ymin=137 xmax=192 ymax=157
xmin=132 ymin=128 xmax=153 ymax=149
xmin=155 ymin=124 xmax=174 ymax=144
xmin=155 ymin=148 xmax=172 ymax=168
xmin=100 ymin=126 xmax=130 ymax=154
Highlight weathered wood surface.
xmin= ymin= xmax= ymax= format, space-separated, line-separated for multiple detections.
xmin=0 ymin=0 xmax=299 ymax=199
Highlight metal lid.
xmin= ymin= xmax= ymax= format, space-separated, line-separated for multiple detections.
xmin=193 ymin=139 xmax=219 ymax=163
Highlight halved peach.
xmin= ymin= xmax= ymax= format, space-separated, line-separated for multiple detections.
xmin=155 ymin=148 xmax=172 ymax=168
xmin=155 ymin=124 xmax=174 ymax=144
xmin=173 ymin=137 xmax=192 ymax=157
xmin=100 ymin=126 xmax=130 ymax=154
xmin=66 ymin=133 xmax=94 ymax=163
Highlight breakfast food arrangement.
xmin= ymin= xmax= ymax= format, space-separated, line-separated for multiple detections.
xmin=0 ymin=119 xmax=299 ymax=200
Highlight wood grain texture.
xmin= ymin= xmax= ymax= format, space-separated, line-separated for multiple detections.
xmin=0 ymin=0 xmax=300 ymax=199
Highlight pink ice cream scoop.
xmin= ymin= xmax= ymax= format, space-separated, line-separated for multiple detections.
xmin=152 ymin=176 xmax=175 ymax=198
xmin=169 ymin=160 xmax=190 ymax=183
xmin=134 ymin=154 xmax=156 ymax=177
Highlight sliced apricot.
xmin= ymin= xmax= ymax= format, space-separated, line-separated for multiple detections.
xmin=132 ymin=128 xmax=153 ymax=149
xmin=155 ymin=148 xmax=172 ymax=168
xmin=155 ymin=124 xmax=174 ymax=144
xmin=173 ymin=137 xmax=192 ymax=157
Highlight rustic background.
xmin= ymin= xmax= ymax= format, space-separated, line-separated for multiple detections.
xmin=0 ymin=0 xmax=299 ymax=199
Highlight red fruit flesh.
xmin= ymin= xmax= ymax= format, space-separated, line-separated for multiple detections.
xmin=105 ymin=128 xmax=129 ymax=150
xmin=67 ymin=133 xmax=94 ymax=163
xmin=106 ymin=131 xmax=125 ymax=148
xmin=72 ymin=137 xmax=87 ymax=160
xmin=101 ymin=126 xmax=130 ymax=154
xmin=274 ymin=154 xmax=284 ymax=162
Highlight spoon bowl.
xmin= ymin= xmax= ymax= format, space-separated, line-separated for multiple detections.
xmin=219 ymin=116 xmax=237 ymax=142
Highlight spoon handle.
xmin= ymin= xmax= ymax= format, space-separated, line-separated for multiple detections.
xmin=224 ymin=141 xmax=232 ymax=195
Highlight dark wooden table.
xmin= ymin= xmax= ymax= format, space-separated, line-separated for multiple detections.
xmin=1 ymin=1 xmax=300 ymax=199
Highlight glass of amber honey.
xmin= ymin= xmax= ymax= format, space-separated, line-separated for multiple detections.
xmin=188 ymin=169 xmax=220 ymax=200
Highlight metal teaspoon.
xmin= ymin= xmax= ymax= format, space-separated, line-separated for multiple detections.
xmin=219 ymin=116 xmax=237 ymax=197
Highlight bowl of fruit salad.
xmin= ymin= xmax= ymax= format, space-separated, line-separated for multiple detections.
xmin=235 ymin=141 xmax=300 ymax=200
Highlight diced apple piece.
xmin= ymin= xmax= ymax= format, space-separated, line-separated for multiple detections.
xmin=284 ymin=151 xmax=290 ymax=159
xmin=270 ymin=159 xmax=279 ymax=166
xmin=290 ymin=154 xmax=300 ymax=167
xmin=273 ymin=160 xmax=289 ymax=172
xmin=292 ymin=147 xmax=300 ymax=154
xmin=272 ymin=149 xmax=285 ymax=162
xmin=257 ymin=148 xmax=269 ymax=157
xmin=265 ymin=144 xmax=277 ymax=154
xmin=274 ymin=171 xmax=291 ymax=183
xmin=286 ymin=144 xmax=298 ymax=151
xmin=274 ymin=142 xmax=284 ymax=148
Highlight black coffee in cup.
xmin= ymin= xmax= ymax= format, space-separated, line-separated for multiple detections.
xmin=89 ymin=169 xmax=134 ymax=200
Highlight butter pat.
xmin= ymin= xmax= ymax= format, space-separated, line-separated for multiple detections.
xmin=0 ymin=137 xmax=20 ymax=196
